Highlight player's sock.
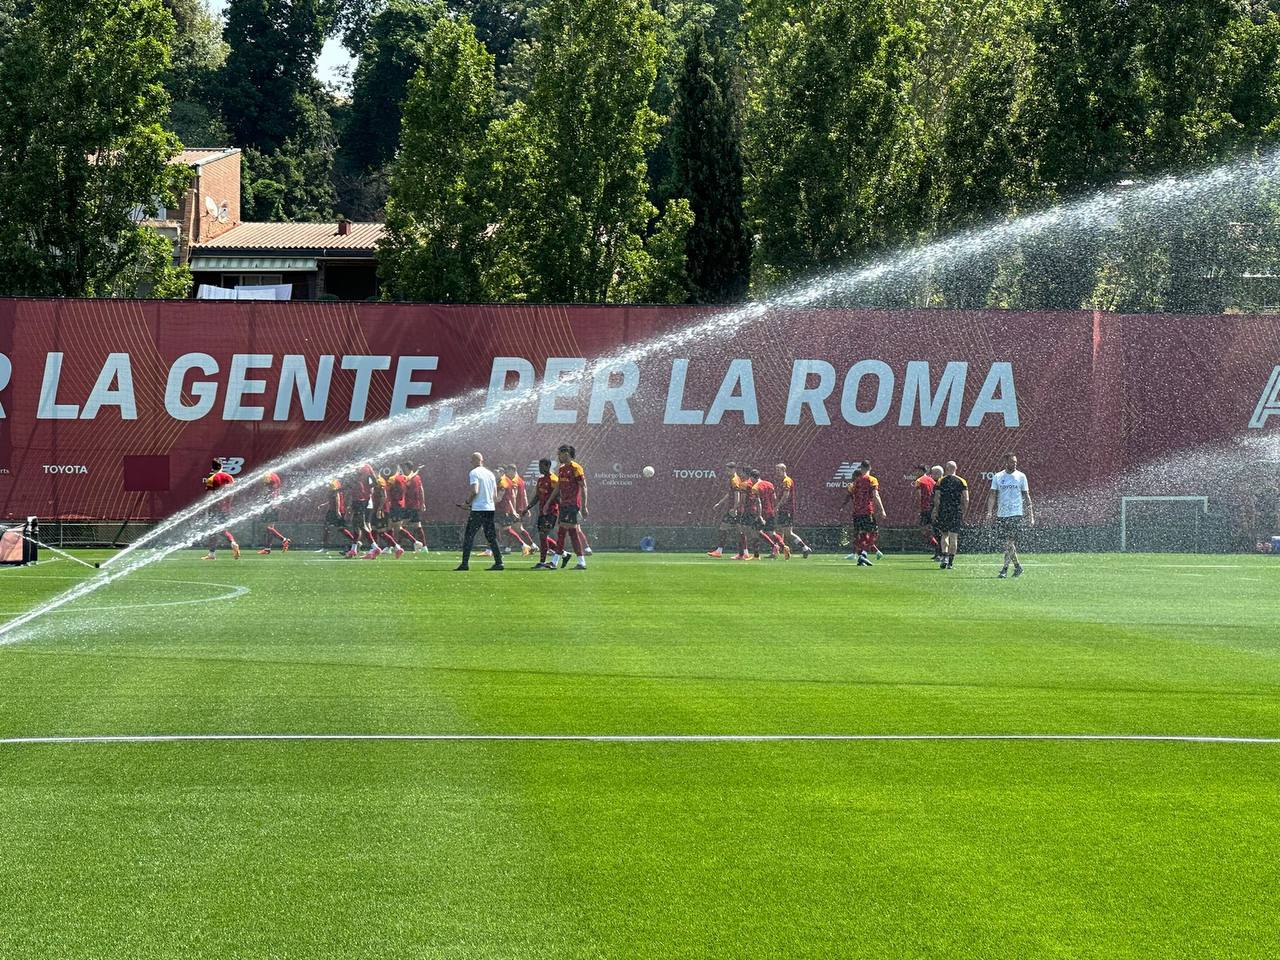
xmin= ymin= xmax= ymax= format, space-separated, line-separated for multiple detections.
xmin=789 ymin=532 xmax=810 ymax=550
xmin=555 ymin=528 xmax=568 ymax=555
xmin=382 ymin=532 xmax=399 ymax=548
xmin=569 ymin=528 xmax=587 ymax=557
xmin=717 ymin=530 xmax=727 ymax=550
xmin=341 ymin=528 xmax=357 ymax=543
xmin=266 ymin=526 xmax=285 ymax=546
xmin=738 ymin=533 xmax=748 ymax=556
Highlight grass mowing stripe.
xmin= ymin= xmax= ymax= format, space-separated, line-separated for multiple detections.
xmin=4 ymin=732 xmax=1280 ymax=745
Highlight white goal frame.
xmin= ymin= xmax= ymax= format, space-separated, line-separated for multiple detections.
xmin=1119 ymin=496 xmax=1209 ymax=551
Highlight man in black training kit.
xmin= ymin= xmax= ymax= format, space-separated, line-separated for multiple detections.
xmin=931 ymin=460 xmax=969 ymax=570
xmin=455 ymin=451 xmax=503 ymax=571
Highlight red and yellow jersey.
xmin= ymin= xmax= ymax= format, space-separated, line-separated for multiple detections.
xmin=753 ymin=479 xmax=778 ymax=517
xmin=405 ymin=474 xmax=425 ymax=511
xmin=535 ymin=473 xmax=559 ymax=513
xmin=738 ymin=476 xmax=756 ymax=509
xmin=497 ymin=475 xmax=517 ymax=513
xmin=848 ymin=473 xmax=879 ymax=516
xmin=372 ymin=475 xmax=389 ymax=511
xmin=388 ymin=472 xmax=407 ymax=509
xmin=356 ymin=463 xmax=375 ymax=501
xmin=557 ymin=460 xmax=586 ymax=508
xmin=512 ymin=474 xmax=529 ymax=512
xmin=264 ymin=471 xmax=282 ymax=503
xmin=328 ymin=479 xmax=345 ymax=516
xmin=204 ymin=469 xmax=234 ymax=514
xmin=778 ymin=475 xmax=795 ymax=511
xmin=914 ymin=474 xmax=936 ymax=512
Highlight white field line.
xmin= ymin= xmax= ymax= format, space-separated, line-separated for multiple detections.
xmin=1 ymin=733 xmax=1278 ymax=747
xmin=0 ymin=578 xmax=248 ymax=615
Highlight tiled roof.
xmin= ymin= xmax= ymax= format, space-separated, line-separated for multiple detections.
xmin=192 ymin=221 xmax=385 ymax=252
xmin=177 ymin=148 xmax=240 ymax=167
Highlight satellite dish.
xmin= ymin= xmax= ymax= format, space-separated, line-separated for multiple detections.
xmin=204 ymin=195 xmax=217 ymax=217
xmin=216 ymin=202 xmax=229 ymax=224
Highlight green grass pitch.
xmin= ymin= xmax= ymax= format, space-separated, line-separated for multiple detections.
xmin=2 ymin=549 xmax=1279 ymax=958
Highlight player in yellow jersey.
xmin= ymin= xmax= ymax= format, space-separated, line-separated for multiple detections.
xmin=707 ymin=461 xmax=743 ymax=558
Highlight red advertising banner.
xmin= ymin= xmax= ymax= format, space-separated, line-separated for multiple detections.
xmin=0 ymin=299 xmax=1278 ymax=529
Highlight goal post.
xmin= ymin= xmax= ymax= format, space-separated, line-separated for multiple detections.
xmin=1119 ymin=496 xmax=1209 ymax=552
xmin=0 ymin=517 xmax=39 ymax=566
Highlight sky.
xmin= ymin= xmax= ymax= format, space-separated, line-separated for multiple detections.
xmin=205 ymin=0 xmax=355 ymax=90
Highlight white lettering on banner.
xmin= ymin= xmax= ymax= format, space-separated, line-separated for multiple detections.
xmin=165 ymin=353 xmax=219 ymax=421
xmin=341 ymin=355 xmax=391 ymax=422
xmin=43 ymin=464 xmax=88 ymax=475
xmin=841 ymin=360 xmax=895 ymax=426
xmin=966 ymin=362 xmax=1019 ymax=427
xmin=784 ymin=360 xmax=835 ymax=425
xmin=390 ymin=356 xmax=438 ymax=416
xmin=538 ymin=357 xmax=586 ymax=424
xmin=487 ymin=357 xmax=535 ymax=409
xmin=664 ymin=359 xmax=704 ymax=425
xmin=275 ymin=355 xmax=334 ymax=422
xmin=1249 ymin=366 xmax=1280 ymax=428
xmin=37 ymin=353 xmax=78 ymax=419
xmin=223 ymin=354 xmax=273 ymax=421
xmin=899 ymin=361 xmax=967 ymax=427
xmin=707 ymin=359 xmax=759 ymax=425
xmin=81 ymin=353 xmax=137 ymax=420
xmin=0 ymin=353 xmax=10 ymax=418
xmin=219 ymin=457 xmax=245 ymax=476
xmin=672 ymin=468 xmax=718 ymax=480
xmin=588 ymin=362 xmax=640 ymax=424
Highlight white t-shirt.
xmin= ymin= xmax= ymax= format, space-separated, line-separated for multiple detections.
xmin=469 ymin=466 xmax=497 ymax=511
xmin=991 ymin=470 xmax=1029 ymax=517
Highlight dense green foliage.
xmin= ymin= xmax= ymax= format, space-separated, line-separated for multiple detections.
xmin=7 ymin=0 xmax=1280 ymax=302
xmin=3 ymin=551 xmax=1280 ymax=957
xmin=0 ymin=0 xmax=191 ymax=297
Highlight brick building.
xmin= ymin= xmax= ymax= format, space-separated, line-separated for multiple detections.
xmin=145 ymin=147 xmax=384 ymax=301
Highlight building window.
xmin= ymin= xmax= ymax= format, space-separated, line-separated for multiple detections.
xmin=221 ymin=273 xmax=284 ymax=288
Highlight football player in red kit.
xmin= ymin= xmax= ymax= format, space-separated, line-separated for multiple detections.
xmin=401 ymin=462 xmax=428 ymax=552
xmin=257 ymin=471 xmax=290 ymax=554
xmin=321 ymin=478 xmax=359 ymax=552
xmin=774 ymin=463 xmax=811 ymax=558
xmin=497 ymin=465 xmax=533 ymax=556
xmin=841 ymin=462 xmax=886 ymax=567
xmin=522 ymin=458 xmax=561 ymax=568
xmin=201 ymin=459 xmax=240 ymax=560
xmin=746 ymin=468 xmax=789 ymax=559
xmin=546 ymin=445 xmax=589 ymax=569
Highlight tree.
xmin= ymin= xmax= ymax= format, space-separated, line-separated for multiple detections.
xmin=218 ymin=0 xmax=328 ymax=152
xmin=378 ymin=14 xmax=499 ymax=301
xmin=164 ymin=0 xmax=229 ymax=146
xmin=342 ymin=0 xmax=443 ymax=174
xmin=0 ymin=0 xmax=190 ymax=297
xmin=669 ymin=26 xmax=751 ymax=302
xmin=499 ymin=0 xmax=664 ymax=302
xmin=744 ymin=0 xmax=927 ymax=288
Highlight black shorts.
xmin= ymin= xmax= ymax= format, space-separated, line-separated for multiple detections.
xmin=853 ymin=514 xmax=878 ymax=533
xmin=777 ymin=510 xmax=794 ymax=527
xmin=350 ymin=502 xmax=369 ymax=526
xmin=722 ymin=512 xmax=739 ymax=526
xmin=759 ymin=515 xmax=777 ymax=533
xmin=537 ymin=513 xmax=559 ymax=533
xmin=919 ymin=511 xmax=934 ymax=526
xmin=263 ymin=508 xmax=280 ymax=524
xmin=935 ymin=512 xmax=962 ymax=533
xmin=325 ymin=510 xmax=344 ymax=527
xmin=499 ymin=512 xmax=521 ymax=526
xmin=738 ymin=512 xmax=756 ymax=527
xmin=401 ymin=508 xmax=421 ymax=524
xmin=995 ymin=516 xmax=1024 ymax=542
xmin=560 ymin=504 xmax=581 ymax=525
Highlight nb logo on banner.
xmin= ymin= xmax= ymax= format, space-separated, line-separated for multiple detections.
xmin=826 ymin=461 xmax=865 ymax=488
xmin=218 ymin=457 xmax=246 ymax=476
xmin=1250 ymin=367 xmax=1280 ymax=428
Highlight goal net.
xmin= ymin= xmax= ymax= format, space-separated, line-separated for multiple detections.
xmin=1119 ymin=497 xmax=1209 ymax=552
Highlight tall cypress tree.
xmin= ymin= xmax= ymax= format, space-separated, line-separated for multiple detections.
xmin=670 ymin=26 xmax=751 ymax=303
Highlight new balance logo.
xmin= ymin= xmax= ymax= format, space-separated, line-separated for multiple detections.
xmin=826 ymin=461 xmax=865 ymax=488
xmin=523 ymin=460 xmax=540 ymax=481
xmin=218 ymin=457 xmax=246 ymax=476
xmin=1250 ymin=367 xmax=1280 ymax=428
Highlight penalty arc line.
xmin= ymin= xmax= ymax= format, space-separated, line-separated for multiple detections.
xmin=2 ymin=733 xmax=1279 ymax=746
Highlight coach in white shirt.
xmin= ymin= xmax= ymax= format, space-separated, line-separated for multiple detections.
xmin=456 ymin=452 xmax=504 ymax=571
xmin=987 ymin=452 xmax=1035 ymax=578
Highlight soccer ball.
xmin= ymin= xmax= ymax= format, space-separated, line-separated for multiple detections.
xmin=642 ymin=466 xmax=655 ymax=479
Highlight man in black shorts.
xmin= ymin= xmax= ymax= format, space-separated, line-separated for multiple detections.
xmin=930 ymin=460 xmax=969 ymax=570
